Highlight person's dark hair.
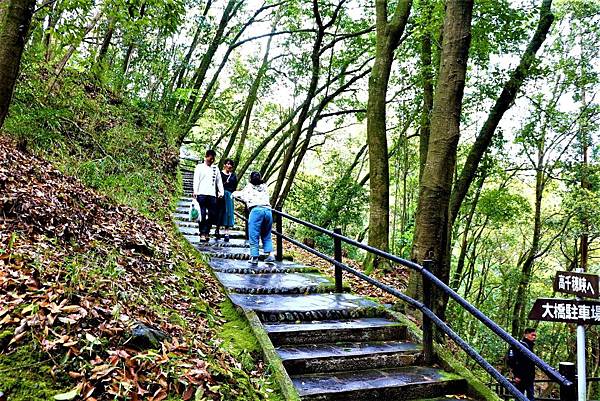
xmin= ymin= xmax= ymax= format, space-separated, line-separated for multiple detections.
xmin=223 ymin=158 xmax=235 ymax=167
xmin=524 ymin=328 xmax=536 ymax=335
xmin=205 ymin=149 xmax=216 ymax=158
xmin=250 ymin=171 xmax=263 ymax=185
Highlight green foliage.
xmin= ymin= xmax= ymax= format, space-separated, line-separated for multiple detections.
xmin=477 ymin=188 xmax=531 ymax=226
xmin=4 ymin=65 xmax=182 ymax=220
xmin=288 ymin=150 xmax=367 ymax=255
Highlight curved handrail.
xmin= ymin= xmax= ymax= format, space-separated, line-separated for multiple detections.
xmin=271 ymin=208 xmax=569 ymax=387
xmin=232 ymin=198 xmax=573 ymax=400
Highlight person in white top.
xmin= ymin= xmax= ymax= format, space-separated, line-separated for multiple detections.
xmin=192 ymin=149 xmax=224 ymax=242
xmin=233 ymin=171 xmax=275 ymax=265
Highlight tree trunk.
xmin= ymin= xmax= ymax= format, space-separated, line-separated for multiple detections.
xmin=418 ymin=0 xmax=434 ymax=182
xmin=448 ymin=0 xmax=554 ymax=226
xmin=0 ymin=0 xmax=35 ymax=129
xmin=48 ymin=10 xmax=102 ymax=91
xmin=171 ymin=0 xmax=212 ymax=94
xmin=365 ymin=0 xmax=412 ymax=270
xmin=121 ymin=2 xmax=146 ymax=76
xmin=183 ymin=0 xmax=240 ymax=119
xmin=270 ymin=0 xmax=326 ymax=208
xmin=227 ymin=25 xmax=275 ymax=165
xmin=43 ymin=0 xmax=59 ymax=62
xmin=410 ymin=0 xmax=473 ymax=321
xmin=276 ymin=66 xmax=371 ymax=209
xmin=450 ymin=171 xmax=486 ymax=290
xmin=97 ymin=18 xmax=116 ymax=65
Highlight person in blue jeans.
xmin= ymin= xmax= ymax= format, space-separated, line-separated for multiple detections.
xmin=233 ymin=172 xmax=275 ymax=265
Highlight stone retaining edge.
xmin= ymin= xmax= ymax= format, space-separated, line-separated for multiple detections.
xmin=242 ymin=308 xmax=302 ymax=401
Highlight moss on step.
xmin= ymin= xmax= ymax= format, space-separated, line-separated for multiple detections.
xmin=0 ymin=345 xmax=71 ymax=401
xmin=217 ymin=301 xmax=286 ymax=401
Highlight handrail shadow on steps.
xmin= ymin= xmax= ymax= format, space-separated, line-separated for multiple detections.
xmin=230 ymin=199 xmax=574 ymax=401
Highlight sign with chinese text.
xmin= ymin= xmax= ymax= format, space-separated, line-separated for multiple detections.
xmin=553 ymin=271 xmax=599 ymax=299
xmin=528 ymin=298 xmax=600 ymax=324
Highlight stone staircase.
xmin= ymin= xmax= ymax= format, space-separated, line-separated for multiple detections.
xmin=175 ymin=168 xmax=474 ymax=401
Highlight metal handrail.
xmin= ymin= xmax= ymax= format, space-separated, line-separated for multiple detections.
xmin=232 ymin=199 xmax=573 ymax=401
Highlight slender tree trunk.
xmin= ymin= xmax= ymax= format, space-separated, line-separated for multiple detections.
xmin=579 ymin=63 xmax=589 ymax=271
xmin=125 ymin=2 xmax=147 ymax=75
xmin=270 ymin=0 xmax=326 ymax=208
xmin=171 ymin=0 xmax=212 ymax=94
xmin=365 ymin=0 xmax=411 ymax=270
xmin=43 ymin=0 xmax=58 ymax=62
xmin=448 ymin=0 xmax=554 ymax=226
xmin=511 ymin=143 xmax=544 ymax=337
xmin=0 ymin=0 xmax=35 ymax=129
xmin=97 ymin=18 xmax=116 ymax=65
xmin=410 ymin=0 xmax=474 ymax=322
xmin=227 ymin=27 xmax=275 ymax=165
xmin=450 ymin=171 xmax=486 ymax=290
xmin=47 ymin=10 xmax=102 ymax=91
xmin=183 ymin=0 xmax=240 ymax=119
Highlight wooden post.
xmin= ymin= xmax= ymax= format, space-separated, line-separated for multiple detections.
xmin=422 ymin=259 xmax=434 ymax=365
xmin=244 ymin=206 xmax=249 ymax=241
xmin=334 ymin=228 xmax=343 ymax=293
xmin=275 ymin=210 xmax=283 ymax=261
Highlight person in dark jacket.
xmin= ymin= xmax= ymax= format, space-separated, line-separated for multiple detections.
xmin=215 ymin=159 xmax=238 ymax=242
xmin=507 ymin=328 xmax=537 ymax=401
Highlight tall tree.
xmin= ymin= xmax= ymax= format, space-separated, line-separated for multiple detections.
xmin=365 ymin=0 xmax=411 ymax=269
xmin=0 ymin=0 xmax=36 ymax=129
xmin=410 ymin=0 xmax=474 ymax=320
xmin=183 ymin=0 xmax=242 ymax=119
xmin=448 ymin=0 xmax=554 ymax=226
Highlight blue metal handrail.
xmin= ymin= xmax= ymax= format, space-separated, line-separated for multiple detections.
xmin=232 ymin=199 xmax=574 ymax=401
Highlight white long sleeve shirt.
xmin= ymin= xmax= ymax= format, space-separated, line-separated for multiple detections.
xmin=193 ymin=163 xmax=224 ymax=197
xmin=232 ymin=183 xmax=271 ymax=208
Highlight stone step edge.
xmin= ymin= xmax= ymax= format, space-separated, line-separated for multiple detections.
xmin=280 ymin=344 xmax=423 ymax=375
xmin=292 ymin=368 xmax=467 ymax=400
xmin=226 ymin=284 xmax=336 ymax=295
xmin=257 ymin=306 xmax=387 ymax=323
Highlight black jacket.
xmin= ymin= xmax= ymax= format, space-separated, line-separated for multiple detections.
xmin=507 ymin=338 xmax=536 ymax=383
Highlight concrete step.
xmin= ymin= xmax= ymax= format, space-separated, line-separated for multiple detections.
xmin=189 ymin=238 xmax=248 ymax=248
xmin=291 ymin=366 xmax=467 ymax=401
xmin=228 ymin=293 xmax=383 ymax=323
xmin=177 ymin=224 xmax=245 ymax=238
xmin=216 ymin=272 xmax=335 ymax=295
xmin=210 ymin=259 xmax=317 ymax=274
xmin=264 ymin=318 xmax=406 ymax=346
xmin=278 ymin=341 xmax=421 ymax=374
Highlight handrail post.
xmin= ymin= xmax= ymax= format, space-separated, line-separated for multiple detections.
xmin=559 ymin=362 xmax=576 ymax=401
xmin=422 ymin=259 xmax=434 ymax=365
xmin=244 ymin=205 xmax=249 ymax=241
xmin=334 ymin=228 xmax=342 ymax=293
xmin=275 ymin=210 xmax=283 ymax=261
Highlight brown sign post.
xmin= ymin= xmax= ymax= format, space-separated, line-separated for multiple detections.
xmin=553 ymin=271 xmax=600 ymax=299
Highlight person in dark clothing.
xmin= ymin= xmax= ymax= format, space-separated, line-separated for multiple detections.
xmin=215 ymin=159 xmax=238 ymax=242
xmin=507 ymin=328 xmax=537 ymax=401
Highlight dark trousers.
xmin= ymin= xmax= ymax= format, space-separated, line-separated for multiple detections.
xmin=196 ymin=195 xmax=217 ymax=235
xmin=515 ymin=381 xmax=535 ymax=401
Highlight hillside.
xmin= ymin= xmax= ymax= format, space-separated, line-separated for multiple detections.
xmin=0 ymin=71 xmax=280 ymax=400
